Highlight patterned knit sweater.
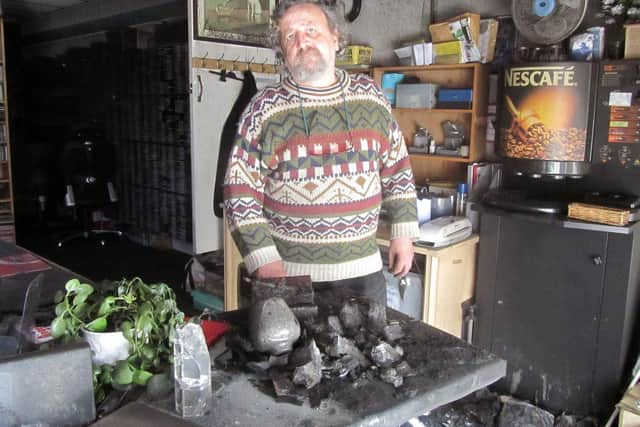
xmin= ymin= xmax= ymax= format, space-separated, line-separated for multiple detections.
xmin=223 ymin=70 xmax=419 ymax=282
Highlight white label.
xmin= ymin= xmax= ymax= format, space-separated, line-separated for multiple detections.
xmin=609 ymin=92 xmax=632 ymax=107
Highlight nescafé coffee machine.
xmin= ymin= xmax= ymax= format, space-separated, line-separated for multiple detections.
xmin=486 ymin=60 xmax=640 ymax=215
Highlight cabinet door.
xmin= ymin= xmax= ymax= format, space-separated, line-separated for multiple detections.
xmin=490 ymin=217 xmax=606 ymax=414
xmin=426 ymin=240 xmax=476 ymax=337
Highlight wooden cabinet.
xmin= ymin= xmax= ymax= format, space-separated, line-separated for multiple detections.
xmin=372 ymin=64 xmax=489 ymax=185
xmin=0 ymin=20 xmax=14 ymax=243
xmin=377 ymin=231 xmax=479 ymax=338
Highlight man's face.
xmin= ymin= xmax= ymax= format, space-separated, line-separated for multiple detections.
xmin=279 ymin=3 xmax=339 ymax=86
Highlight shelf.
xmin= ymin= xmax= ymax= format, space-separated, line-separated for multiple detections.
xmin=393 ymin=108 xmax=473 ymax=114
xmin=373 ymin=63 xmax=489 ymax=184
xmin=375 ymin=63 xmax=480 ymax=72
xmin=409 ymin=153 xmax=472 ymax=163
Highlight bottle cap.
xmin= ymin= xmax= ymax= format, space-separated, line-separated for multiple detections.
xmin=457 ymin=183 xmax=468 ymax=193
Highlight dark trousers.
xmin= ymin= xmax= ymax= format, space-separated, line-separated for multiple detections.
xmin=314 ymin=270 xmax=387 ymax=305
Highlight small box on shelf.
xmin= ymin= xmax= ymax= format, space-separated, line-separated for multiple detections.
xmin=624 ymin=23 xmax=640 ymax=59
xmin=396 ymin=83 xmax=438 ymax=109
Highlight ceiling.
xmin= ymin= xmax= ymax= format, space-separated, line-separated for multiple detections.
xmin=1 ymin=0 xmax=91 ymax=21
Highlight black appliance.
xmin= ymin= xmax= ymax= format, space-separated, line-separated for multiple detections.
xmin=487 ymin=60 xmax=640 ymax=213
xmin=592 ymin=60 xmax=640 ymax=169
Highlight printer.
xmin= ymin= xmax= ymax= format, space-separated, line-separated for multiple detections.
xmin=417 ymin=216 xmax=472 ymax=248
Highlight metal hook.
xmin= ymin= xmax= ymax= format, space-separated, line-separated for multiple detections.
xmin=260 ymin=57 xmax=269 ymax=73
xmin=231 ymin=56 xmax=240 ymax=71
xmin=201 ymin=51 xmax=208 ymax=68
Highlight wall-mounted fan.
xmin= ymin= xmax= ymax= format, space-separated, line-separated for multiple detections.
xmin=512 ymin=0 xmax=588 ymax=45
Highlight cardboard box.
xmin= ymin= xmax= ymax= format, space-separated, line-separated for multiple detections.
xmin=625 ymin=23 xmax=640 ymax=59
xmin=479 ymin=19 xmax=498 ymax=63
xmin=429 ymin=13 xmax=481 ymax=45
xmin=336 ymin=45 xmax=372 ymax=66
xmin=433 ymin=40 xmax=481 ymax=64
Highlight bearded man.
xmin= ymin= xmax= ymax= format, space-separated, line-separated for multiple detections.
xmin=223 ymin=0 xmax=419 ymax=304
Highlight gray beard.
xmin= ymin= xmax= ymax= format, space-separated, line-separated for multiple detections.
xmin=288 ymin=49 xmax=330 ymax=84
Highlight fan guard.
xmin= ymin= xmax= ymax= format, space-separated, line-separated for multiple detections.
xmin=512 ymin=0 xmax=588 ymax=45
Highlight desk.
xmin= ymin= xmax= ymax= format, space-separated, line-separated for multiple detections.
xmin=148 ymin=287 xmax=506 ymax=426
xmin=0 ymin=240 xmax=88 ymax=313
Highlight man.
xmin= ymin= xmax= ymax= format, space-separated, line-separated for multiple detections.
xmin=223 ymin=0 xmax=419 ymax=304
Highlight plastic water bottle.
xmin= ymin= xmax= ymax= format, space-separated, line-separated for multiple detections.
xmin=455 ymin=183 xmax=468 ymax=216
xmin=173 ymin=323 xmax=212 ymax=417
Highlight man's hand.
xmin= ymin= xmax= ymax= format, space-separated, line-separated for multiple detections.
xmin=255 ymin=260 xmax=287 ymax=279
xmin=388 ymin=237 xmax=414 ymax=277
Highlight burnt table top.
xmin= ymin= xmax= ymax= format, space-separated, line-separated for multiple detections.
xmin=149 ymin=288 xmax=506 ymax=427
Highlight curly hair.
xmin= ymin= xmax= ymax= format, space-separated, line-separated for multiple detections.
xmin=269 ymin=0 xmax=349 ymax=60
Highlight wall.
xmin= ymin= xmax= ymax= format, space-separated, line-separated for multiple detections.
xmin=188 ymin=3 xmax=278 ymax=254
xmin=346 ymin=0 xmax=431 ymax=65
xmin=433 ymin=0 xmax=510 ymax=22
xmin=22 ymin=0 xmax=181 ymax=36
xmin=343 ymin=0 xmax=512 ymax=65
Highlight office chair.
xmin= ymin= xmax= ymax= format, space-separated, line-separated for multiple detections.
xmin=57 ymin=134 xmax=123 ymax=247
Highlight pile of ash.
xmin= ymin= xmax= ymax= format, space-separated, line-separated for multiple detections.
xmin=219 ymin=278 xmax=416 ymax=406
xmin=401 ymin=388 xmax=600 ymax=427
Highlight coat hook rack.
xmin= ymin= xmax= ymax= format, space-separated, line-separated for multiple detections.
xmin=192 ymin=53 xmax=278 ymax=74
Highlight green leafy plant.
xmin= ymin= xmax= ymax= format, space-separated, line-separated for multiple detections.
xmin=51 ymin=277 xmax=185 ymax=402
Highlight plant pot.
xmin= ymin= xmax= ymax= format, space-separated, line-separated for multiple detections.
xmin=82 ymin=329 xmax=131 ymax=366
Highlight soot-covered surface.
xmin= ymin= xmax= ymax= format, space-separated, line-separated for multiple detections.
xmin=150 ymin=288 xmax=506 ymax=426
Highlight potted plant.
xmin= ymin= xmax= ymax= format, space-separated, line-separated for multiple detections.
xmin=51 ymin=277 xmax=185 ymax=402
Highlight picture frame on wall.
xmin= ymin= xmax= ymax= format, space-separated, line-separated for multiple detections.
xmin=194 ymin=0 xmax=278 ymax=47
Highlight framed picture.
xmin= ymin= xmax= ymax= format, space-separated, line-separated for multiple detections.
xmin=194 ymin=0 xmax=278 ymax=47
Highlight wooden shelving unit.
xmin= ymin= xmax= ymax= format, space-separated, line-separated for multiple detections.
xmin=373 ymin=63 xmax=489 ymax=185
xmin=0 ymin=19 xmax=14 ymax=243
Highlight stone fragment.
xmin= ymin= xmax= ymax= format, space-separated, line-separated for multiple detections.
xmin=290 ymin=304 xmax=319 ymax=320
xmin=339 ymin=300 xmax=363 ymax=331
xmin=291 ymin=339 xmax=322 ymax=389
xmin=383 ymin=322 xmax=405 ymax=342
xmin=380 ymin=367 xmax=403 ymax=388
xmin=326 ymin=315 xmax=344 ymax=335
xmin=498 ymin=396 xmax=554 ymax=427
xmin=370 ymin=342 xmax=403 ymax=368
xmin=272 ymin=374 xmax=306 ymax=404
xmin=394 ymin=360 xmax=416 ymax=377
xmin=554 ymin=414 xmax=599 ymax=427
xmin=327 ymin=336 xmax=370 ymax=368
xmin=367 ymin=302 xmax=387 ymax=333
xmin=249 ymin=297 xmax=301 ymax=355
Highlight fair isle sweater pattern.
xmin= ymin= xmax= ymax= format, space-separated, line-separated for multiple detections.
xmin=224 ymin=70 xmax=419 ymax=282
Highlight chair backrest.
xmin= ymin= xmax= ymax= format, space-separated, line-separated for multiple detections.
xmin=60 ymin=134 xmax=117 ymax=206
